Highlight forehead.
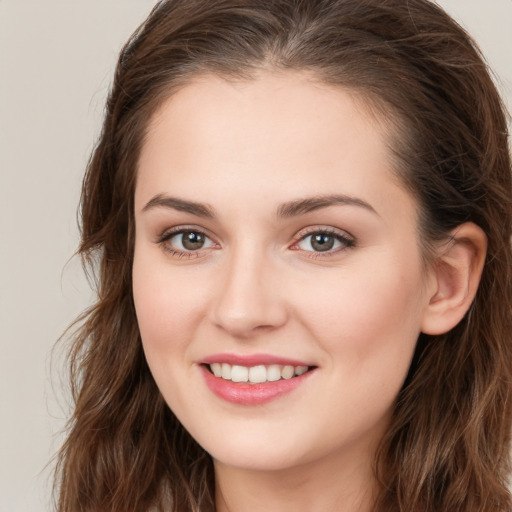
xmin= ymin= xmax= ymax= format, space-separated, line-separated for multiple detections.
xmin=135 ymin=71 xmax=416 ymax=224
xmin=144 ymin=71 xmax=385 ymax=153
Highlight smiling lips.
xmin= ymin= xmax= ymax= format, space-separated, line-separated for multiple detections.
xmin=199 ymin=354 xmax=316 ymax=405
xmin=210 ymin=362 xmax=309 ymax=383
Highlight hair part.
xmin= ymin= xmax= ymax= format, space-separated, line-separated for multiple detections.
xmin=55 ymin=1 xmax=512 ymax=511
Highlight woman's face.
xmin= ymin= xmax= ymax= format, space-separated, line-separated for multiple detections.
xmin=133 ymin=72 xmax=434 ymax=473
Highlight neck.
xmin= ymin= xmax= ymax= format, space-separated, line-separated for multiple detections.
xmin=214 ymin=446 xmax=378 ymax=512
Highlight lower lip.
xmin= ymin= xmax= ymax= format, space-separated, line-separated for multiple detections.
xmin=200 ymin=366 xmax=315 ymax=405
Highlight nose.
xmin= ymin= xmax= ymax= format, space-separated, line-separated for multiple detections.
xmin=209 ymin=246 xmax=288 ymax=338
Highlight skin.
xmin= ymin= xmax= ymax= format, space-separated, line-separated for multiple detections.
xmin=132 ymin=71 xmax=444 ymax=512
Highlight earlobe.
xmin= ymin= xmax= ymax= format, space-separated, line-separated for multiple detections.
xmin=421 ymin=223 xmax=487 ymax=335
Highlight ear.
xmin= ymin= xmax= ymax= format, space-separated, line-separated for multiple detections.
xmin=421 ymin=222 xmax=487 ymax=335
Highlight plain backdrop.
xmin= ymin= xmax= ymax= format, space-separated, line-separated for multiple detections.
xmin=1 ymin=2 xmax=511 ymax=511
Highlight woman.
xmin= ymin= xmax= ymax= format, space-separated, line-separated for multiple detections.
xmin=54 ymin=0 xmax=512 ymax=511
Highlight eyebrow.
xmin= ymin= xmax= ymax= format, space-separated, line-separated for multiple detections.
xmin=276 ymin=194 xmax=379 ymax=218
xmin=142 ymin=194 xmax=215 ymax=218
xmin=141 ymin=193 xmax=378 ymax=218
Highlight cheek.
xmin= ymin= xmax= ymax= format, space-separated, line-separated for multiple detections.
xmin=132 ymin=254 xmax=209 ymax=416
xmin=132 ymin=251 xmax=203 ymax=360
xmin=288 ymin=261 xmax=425 ymax=439
xmin=293 ymin=258 xmax=425 ymax=373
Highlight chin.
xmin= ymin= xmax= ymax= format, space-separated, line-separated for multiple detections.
xmin=209 ymin=443 xmax=310 ymax=473
xmin=184 ymin=419 xmax=309 ymax=472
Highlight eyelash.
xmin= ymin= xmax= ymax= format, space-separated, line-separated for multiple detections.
xmin=156 ymin=226 xmax=355 ymax=259
xmin=291 ymin=228 xmax=355 ymax=258
xmin=157 ymin=227 xmax=217 ymax=259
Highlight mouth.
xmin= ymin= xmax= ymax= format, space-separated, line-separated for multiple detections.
xmin=199 ymin=356 xmax=317 ymax=405
xmin=203 ymin=362 xmax=312 ymax=384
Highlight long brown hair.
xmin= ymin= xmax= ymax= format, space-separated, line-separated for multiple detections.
xmin=54 ymin=1 xmax=512 ymax=510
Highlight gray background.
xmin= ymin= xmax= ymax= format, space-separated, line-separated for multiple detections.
xmin=1 ymin=2 xmax=511 ymax=511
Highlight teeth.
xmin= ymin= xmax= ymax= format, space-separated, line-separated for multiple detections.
xmin=281 ymin=365 xmax=294 ymax=379
xmin=267 ymin=364 xmax=281 ymax=382
xmin=221 ymin=363 xmax=231 ymax=380
xmin=248 ymin=365 xmax=267 ymax=383
xmin=211 ymin=362 xmax=222 ymax=377
xmin=231 ymin=365 xmax=249 ymax=383
xmin=295 ymin=365 xmax=308 ymax=376
xmin=208 ymin=363 xmax=310 ymax=383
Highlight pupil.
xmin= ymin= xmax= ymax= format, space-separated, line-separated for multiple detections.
xmin=182 ymin=231 xmax=204 ymax=250
xmin=311 ymin=234 xmax=334 ymax=252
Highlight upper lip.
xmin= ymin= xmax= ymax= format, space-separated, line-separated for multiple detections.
xmin=198 ymin=353 xmax=315 ymax=367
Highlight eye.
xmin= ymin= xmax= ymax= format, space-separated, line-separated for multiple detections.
xmin=295 ymin=229 xmax=355 ymax=254
xmin=159 ymin=228 xmax=216 ymax=256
